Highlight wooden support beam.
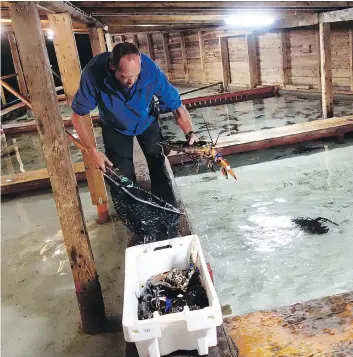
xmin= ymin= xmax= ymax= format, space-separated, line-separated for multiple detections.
xmin=132 ymin=34 xmax=139 ymax=47
xmin=76 ymin=2 xmax=352 ymax=10
xmin=319 ymin=22 xmax=333 ymax=118
xmin=168 ymin=116 xmax=353 ymax=165
xmin=105 ymin=32 xmax=113 ymax=51
xmin=88 ymin=27 xmax=106 ymax=56
xmin=146 ymin=33 xmax=154 ymax=59
xmin=316 ymin=29 xmax=322 ymax=89
xmin=48 ymin=13 xmax=109 ymax=223
xmin=220 ymin=37 xmax=230 ymax=91
xmin=198 ymin=31 xmax=207 ymax=83
xmin=9 ymin=1 xmax=106 ymax=334
xmin=348 ymin=29 xmax=353 ymax=91
xmin=279 ymin=31 xmax=290 ymax=86
xmin=319 ymin=7 xmax=353 ymax=23
xmin=246 ymin=34 xmax=258 ymax=88
xmin=162 ymin=33 xmax=172 ymax=80
xmin=180 ymin=31 xmax=189 ymax=82
xmin=275 ymin=13 xmax=319 ymax=28
xmin=7 ymin=32 xmax=29 ymax=98
xmin=0 ymin=85 xmax=6 ymax=105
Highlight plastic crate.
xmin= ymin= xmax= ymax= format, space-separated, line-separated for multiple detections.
xmin=123 ymin=235 xmax=223 ymax=357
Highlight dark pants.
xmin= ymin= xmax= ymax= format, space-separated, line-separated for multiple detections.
xmin=101 ymin=119 xmax=175 ymax=204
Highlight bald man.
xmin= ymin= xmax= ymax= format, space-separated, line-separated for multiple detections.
xmin=71 ymin=42 xmax=198 ymax=204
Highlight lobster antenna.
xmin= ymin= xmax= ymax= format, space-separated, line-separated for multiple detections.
xmin=214 ymin=130 xmax=223 ymax=146
xmin=202 ymin=110 xmax=214 ymax=145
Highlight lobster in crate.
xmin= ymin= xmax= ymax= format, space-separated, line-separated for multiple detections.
xmin=159 ymin=124 xmax=237 ymax=180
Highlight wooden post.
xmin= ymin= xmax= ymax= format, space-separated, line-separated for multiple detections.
xmin=10 ymin=2 xmax=106 ymax=334
xmin=198 ymin=31 xmax=206 ymax=83
xmin=316 ymin=28 xmax=322 ymax=89
xmin=349 ymin=28 xmax=353 ymax=91
xmin=0 ymin=85 xmax=6 ymax=105
xmin=220 ymin=37 xmax=231 ymax=91
xmin=162 ymin=33 xmax=172 ymax=79
xmin=246 ymin=34 xmax=258 ymax=88
xmin=319 ymin=22 xmax=333 ymax=118
xmin=88 ymin=26 xmax=106 ymax=56
xmin=48 ymin=13 xmax=109 ymax=224
xmin=105 ymin=32 xmax=113 ymax=51
xmin=8 ymin=32 xmax=29 ymax=98
xmin=180 ymin=31 xmax=189 ymax=82
xmin=133 ymin=34 xmax=139 ymax=48
xmin=280 ymin=31 xmax=289 ymax=87
xmin=146 ymin=33 xmax=154 ymax=60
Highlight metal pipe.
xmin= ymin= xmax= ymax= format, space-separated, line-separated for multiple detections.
xmin=39 ymin=1 xmax=106 ymax=28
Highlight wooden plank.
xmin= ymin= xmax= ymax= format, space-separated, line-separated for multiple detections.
xmin=280 ymin=31 xmax=290 ymax=86
xmin=198 ymin=31 xmax=207 ymax=83
xmin=350 ymin=29 xmax=353 ymax=91
xmin=224 ymin=291 xmax=353 ymax=356
xmin=319 ymin=7 xmax=353 ymax=23
xmin=9 ymin=1 xmax=106 ymax=334
xmin=220 ymin=37 xmax=230 ymax=90
xmin=88 ymin=26 xmax=106 ymax=56
xmin=168 ymin=116 xmax=353 ymax=164
xmin=105 ymin=32 xmax=113 ymax=51
xmin=76 ymin=2 xmax=352 ymax=10
xmin=146 ymin=33 xmax=154 ymax=59
xmin=7 ymin=32 xmax=28 ymax=98
xmin=48 ymin=13 xmax=108 ymax=210
xmin=162 ymin=33 xmax=172 ymax=79
xmin=1 ymin=162 xmax=87 ymax=195
xmin=180 ymin=31 xmax=189 ymax=82
xmin=275 ymin=13 xmax=319 ymax=28
xmin=319 ymin=22 xmax=333 ymax=118
xmin=246 ymin=34 xmax=258 ymax=88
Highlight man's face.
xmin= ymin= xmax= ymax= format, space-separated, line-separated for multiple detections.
xmin=110 ymin=54 xmax=141 ymax=89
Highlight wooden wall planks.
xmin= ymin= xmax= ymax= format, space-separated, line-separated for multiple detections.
xmin=109 ymin=25 xmax=352 ymax=90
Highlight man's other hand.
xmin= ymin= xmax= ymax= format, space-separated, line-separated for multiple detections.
xmin=186 ymin=131 xmax=199 ymax=145
xmin=87 ymin=147 xmax=113 ymax=173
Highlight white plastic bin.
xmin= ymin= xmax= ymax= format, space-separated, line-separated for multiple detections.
xmin=122 ymin=235 xmax=223 ymax=357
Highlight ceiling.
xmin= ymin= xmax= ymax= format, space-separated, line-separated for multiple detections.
xmin=1 ymin=1 xmax=353 ymax=34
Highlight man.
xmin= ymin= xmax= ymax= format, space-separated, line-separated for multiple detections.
xmin=71 ymin=42 xmax=198 ymax=204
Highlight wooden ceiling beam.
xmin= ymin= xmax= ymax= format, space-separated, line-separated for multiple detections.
xmin=99 ymin=14 xmax=225 ymax=24
xmin=319 ymin=7 xmax=353 ymax=22
xmin=0 ymin=19 xmax=88 ymax=33
xmin=36 ymin=1 xmax=106 ymax=27
xmin=108 ymin=25 xmax=220 ymax=34
xmin=75 ymin=1 xmax=353 ymax=10
xmin=87 ymin=8 xmax=314 ymax=15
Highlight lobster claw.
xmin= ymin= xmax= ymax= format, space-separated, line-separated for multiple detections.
xmin=221 ymin=167 xmax=228 ymax=179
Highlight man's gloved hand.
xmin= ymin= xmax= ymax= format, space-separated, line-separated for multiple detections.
xmin=185 ymin=130 xmax=199 ymax=145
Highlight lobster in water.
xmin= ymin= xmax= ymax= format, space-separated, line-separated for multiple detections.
xmin=160 ymin=128 xmax=237 ymax=180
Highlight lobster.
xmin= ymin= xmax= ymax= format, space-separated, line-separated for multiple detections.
xmin=160 ymin=140 xmax=237 ymax=180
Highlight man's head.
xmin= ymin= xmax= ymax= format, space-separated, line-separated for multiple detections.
xmin=109 ymin=43 xmax=141 ymax=89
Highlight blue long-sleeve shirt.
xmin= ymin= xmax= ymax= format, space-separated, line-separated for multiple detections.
xmin=72 ymin=52 xmax=182 ymax=136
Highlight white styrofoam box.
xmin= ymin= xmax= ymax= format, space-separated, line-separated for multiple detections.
xmin=123 ymin=235 xmax=223 ymax=357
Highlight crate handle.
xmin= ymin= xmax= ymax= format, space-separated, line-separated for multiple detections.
xmin=153 ymin=244 xmax=172 ymax=251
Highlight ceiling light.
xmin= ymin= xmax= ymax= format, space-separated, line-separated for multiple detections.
xmin=224 ymin=12 xmax=275 ymax=28
xmin=47 ymin=29 xmax=54 ymax=40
